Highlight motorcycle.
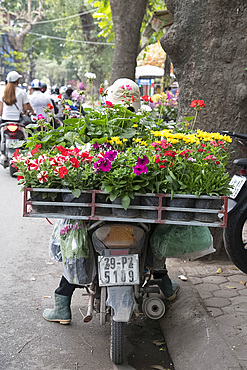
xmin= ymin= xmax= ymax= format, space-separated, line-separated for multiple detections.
xmin=222 ymin=131 xmax=247 ymax=274
xmin=83 ymin=221 xmax=166 ymax=365
xmin=0 ymin=120 xmax=27 ymax=176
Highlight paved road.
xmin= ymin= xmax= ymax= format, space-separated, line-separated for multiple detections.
xmin=0 ymin=166 xmax=115 ymax=370
xmin=0 ymin=166 xmax=173 ymax=370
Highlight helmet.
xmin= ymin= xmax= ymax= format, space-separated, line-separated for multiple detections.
xmin=40 ymin=82 xmax=47 ymax=93
xmin=31 ymin=79 xmax=41 ymax=89
xmin=7 ymin=71 xmax=22 ymax=83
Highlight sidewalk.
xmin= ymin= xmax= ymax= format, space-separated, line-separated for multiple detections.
xmin=159 ymin=253 xmax=247 ymax=370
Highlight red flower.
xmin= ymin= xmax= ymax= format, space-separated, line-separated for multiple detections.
xmin=56 ymin=146 xmax=70 ymax=156
xmin=17 ymin=175 xmax=24 ymax=181
xmin=31 ymin=143 xmax=41 ymax=155
xmin=99 ymin=87 xmax=104 ymax=94
xmin=47 ymin=103 xmax=53 ymax=110
xmin=58 ymin=166 xmax=69 ymax=178
xmin=37 ymin=171 xmax=49 ymax=183
xmin=131 ymin=95 xmax=135 ymax=102
xmin=141 ymin=95 xmax=149 ymax=102
xmin=58 ymin=94 xmax=62 ymax=99
xmin=69 ymin=158 xmax=80 ymax=168
xmin=106 ymin=101 xmax=114 ymax=108
xmin=13 ymin=149 xmax=20 ymax=157
xmin=190 ymin=100 xmax=205 ymax=108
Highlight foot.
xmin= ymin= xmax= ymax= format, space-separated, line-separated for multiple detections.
xmin=43 ymin=308 xmax=71 ymax=324
xmin=165 ymin=281 xmax=180 ymax=301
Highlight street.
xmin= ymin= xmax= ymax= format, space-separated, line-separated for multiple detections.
xmin=0 ymin=166 xmax=173 ymax=370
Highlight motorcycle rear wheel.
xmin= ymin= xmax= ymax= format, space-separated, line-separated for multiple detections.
xmin=10 ymin=164 xmax=17 ymax=177
xmin=110 ymin=316 xmax=125 ymax=365
xmin=223 ymin=204 xmax=247 ymax=274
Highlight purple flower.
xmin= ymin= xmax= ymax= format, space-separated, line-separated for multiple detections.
xmin=94 ymin=158 xmax=112 ymax=172
xmin=137 ymin=155 xmax=149 ymax=166
xmin=105 ymin=150 xmax=117 ymax=162
xmin=93 ymin=142 xmax=100 ymax=150
xmin=133 ymin=164 xmax=148 ymax=176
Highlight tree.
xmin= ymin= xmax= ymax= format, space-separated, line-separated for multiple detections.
xmin=160 ymin=0 xmax=247 ymax=136
xmin=109 ymin=0 xmax=148 ymax=83
xmin=1 ymin=1 xmax=43 ymax=53
xmin=90 ymin=0 xmax=166 ymax=83
xmin=160 ymin=0 xmax=247 ymax=254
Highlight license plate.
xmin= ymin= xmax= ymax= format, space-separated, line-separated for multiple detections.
xmin=229 ymin=175 xmax=246 ymax=199
xmin=98 ymin=254 xmax=139 ymax=286
xmin=6 ymin=138 xmax=19 ymax=149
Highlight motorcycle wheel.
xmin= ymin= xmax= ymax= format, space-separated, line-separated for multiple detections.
xmin=110 ymin=315 xmax=125 ymax=365
xmin=223 ymin=204 xmax=247 ymax=274
xmin=9 ymin=164 xmax=17 ymax=177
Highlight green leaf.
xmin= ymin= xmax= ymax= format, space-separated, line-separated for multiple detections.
xmin=103 ymin=185 xmax=113 ymax=193
xmin=122 ymin=195 xmax=130 ymax=210
xmin=72 ymin=189 xmax=81 ymax=198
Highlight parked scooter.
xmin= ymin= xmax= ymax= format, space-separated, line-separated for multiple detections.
xmin=0 ymin=121 xmax=27 ymax=176
xmin=83 ymin=222 xmax=166 ymax=365
xmin=222 ymin=131 xmax=247 ymax=274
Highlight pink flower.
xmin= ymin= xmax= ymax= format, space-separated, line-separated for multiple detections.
xmin=37 ymin=114 xmax=44 ymax=120
xmin=37 ymin=171 xmax=49 ymax=183
xmin=106 ymin=101 xmax=114 ymax=108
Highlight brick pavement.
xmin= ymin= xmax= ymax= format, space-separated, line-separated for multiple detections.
xmin=164 ymin=254 xmax=247 ymax=369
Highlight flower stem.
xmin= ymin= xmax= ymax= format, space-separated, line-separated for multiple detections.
xmin=191 ymin=110 xmax=198 ymax=131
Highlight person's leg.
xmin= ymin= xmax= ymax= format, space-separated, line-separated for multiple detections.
xmin=153 ymin=264 xmax=180 ymax=301
xmin=43 ymin=276 xmax=76 ymax=324
xmin=55 ymin=275 xmax=76 ymax=296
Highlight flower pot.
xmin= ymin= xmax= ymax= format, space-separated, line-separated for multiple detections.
xmin=95 ymin=193 xmax=111 ymax=216
xmin=194 ymin=198 xmax=221 ymax=222
xmin=63 ymin=192 xmax=91 ymax=216
xmin=141 ymin=196 xmax=159 ymax=219
xmin=166 ymin=197 xmax=195 ymax=221
xmin=30 ymin=192 xmax=63 ymax=214
xmin=112 ymin=197 xmax=140 ymax=218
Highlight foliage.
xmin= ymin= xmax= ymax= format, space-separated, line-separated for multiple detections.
xmin=12 ymin=95 xmax=233 ymax=208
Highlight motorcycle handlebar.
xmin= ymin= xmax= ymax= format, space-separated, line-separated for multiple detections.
xmin=221 ymin=131 xmax=247 ymax=140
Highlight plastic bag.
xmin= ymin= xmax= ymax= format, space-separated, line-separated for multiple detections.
xmin=60 ymin=220 xmax=96 ymax=285
xmin=49 ymin=220 xmax=96 ymax=285
xmin=49 ymin=220 xmax=63 ymax=262
xmin=150 ymin=225 xmax=213 ymax=260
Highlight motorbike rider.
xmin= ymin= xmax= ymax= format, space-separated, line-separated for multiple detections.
xmin=43 ymin=78 xmax=179 ymax=325
xmin=29 ymin=79 xmax=54 ymax=121
xmin=0 ymin=71 xmax=35 ymax=166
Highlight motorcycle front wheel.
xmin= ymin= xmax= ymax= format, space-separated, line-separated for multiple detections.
xmin=223 ymin=204 xmax=247 ymax=274
xmin=110 ymin=315 xmax=125 ymax=365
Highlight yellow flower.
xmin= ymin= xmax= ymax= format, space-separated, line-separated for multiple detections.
xmin=140 ymin=141 xmax=148 ymax=146
xmin=132 ymin=124 xmax=138 ymax=128
xmin=133 ymin=138 xmax=142 ymax=143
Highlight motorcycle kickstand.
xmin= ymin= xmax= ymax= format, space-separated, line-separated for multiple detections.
xmin=79 ymin=294 xmax=95 ymax=323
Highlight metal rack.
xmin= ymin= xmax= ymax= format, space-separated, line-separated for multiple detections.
xmin=23 ymin=187 xmax=228 ymax=227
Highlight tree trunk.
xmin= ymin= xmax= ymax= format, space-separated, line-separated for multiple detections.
xmin=160 ymin=0 xmax=247 ymax=135
xmin=160 ymin=0 xmax=247 ymax=254
xmin=110 ymin=0 xmax=148 ymax=84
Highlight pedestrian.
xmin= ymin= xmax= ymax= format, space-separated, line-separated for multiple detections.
xmin=43 ymin=78 xmax=179 ymax=325
xmin=0 ymin=71 xmax=35 ymax=165
xmin=29 ymin=79 xmax=54 ymax=121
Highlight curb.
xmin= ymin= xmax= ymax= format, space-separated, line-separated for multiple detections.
xmin=159 ymin=273 xmax=242 ymax=370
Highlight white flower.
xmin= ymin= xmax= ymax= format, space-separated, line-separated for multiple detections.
xmin=84 ymin=72 xmax=96 ymax=80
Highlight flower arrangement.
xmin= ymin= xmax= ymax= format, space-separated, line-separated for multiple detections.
xmin=151 ymin=91 xmax=178 ymax=122
xmin=12 ymin=94 xmax=233 ymax=209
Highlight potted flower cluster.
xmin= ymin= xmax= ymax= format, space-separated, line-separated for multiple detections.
xmin=12 ymin=87 xmax=232 ymax=221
